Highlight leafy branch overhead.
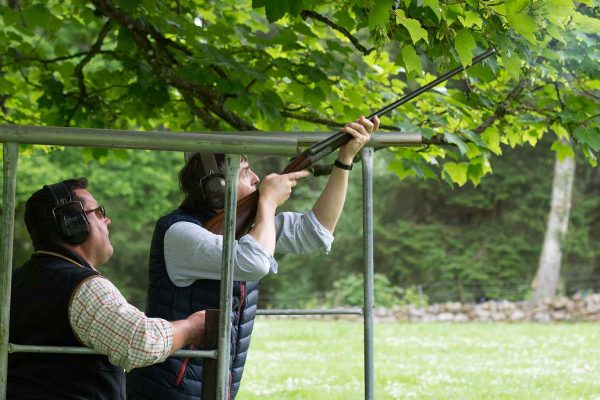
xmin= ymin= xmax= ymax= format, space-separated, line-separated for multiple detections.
xmin=0 ymin=0 xmax=598 ymax=185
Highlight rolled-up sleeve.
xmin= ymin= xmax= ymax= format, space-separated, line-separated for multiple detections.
xmin=274 ymin=210 xmax=334 ymax=254
xmin=164 ymin=222 xmax=277 ymax=286
xmin=69 ymin=276 xmax=173 ymax=372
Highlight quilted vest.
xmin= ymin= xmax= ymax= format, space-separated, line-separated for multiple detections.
xmin=8 ymin=246 xmax=125 ymax=400
xmin=126 ymin=209 xmax=259 ymax=400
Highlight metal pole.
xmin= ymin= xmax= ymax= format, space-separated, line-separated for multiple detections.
xmin=361 ymin=147 xmax=375 ymax=400
xmin=0 ymin=125 xmax=425 ymax=154
xmin=256 ymin=308 xmax=363 ymax=316
xmin=216 ymin=154 xmax=240 ymax=400
xmin=1 ymin=143 xmax=18 ymax=400
xmin=7 ymin=344 xmax=217 ymax=359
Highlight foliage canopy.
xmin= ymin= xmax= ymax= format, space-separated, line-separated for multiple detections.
xmin=0 ymin=0 xmax=598 ymax=185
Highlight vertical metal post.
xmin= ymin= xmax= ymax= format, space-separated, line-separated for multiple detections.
xmin=216 ymin=154 xmax=240 ymax=400
xmin=361 ymin=147 xmax=375 ymax=400
xmin=1 ymin=143 xmax=18 ymax=400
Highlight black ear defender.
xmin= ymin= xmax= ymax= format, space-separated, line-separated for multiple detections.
xmin=199 ymin=153 xmax=226 ymax=209
xmin=44 ymin=182 xmax=89 ymax=245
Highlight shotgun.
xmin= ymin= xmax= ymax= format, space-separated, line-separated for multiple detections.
xmin=203 ymin=48 xmax=496 ymax=238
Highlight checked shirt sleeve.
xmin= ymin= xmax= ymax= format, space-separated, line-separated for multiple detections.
xmin=69 ymin=276 xmax=174 ymax=372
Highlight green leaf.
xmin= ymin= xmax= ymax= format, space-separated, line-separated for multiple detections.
xmin=292 ymin=23 xmax=318 ymax=38
xmin=547 ymin=0 xmax=575 ymax=16
xmin=574 ymin=127 xmax=600 ymax=151
xmin=461 ymin=11 xmax=483 ymax=29
xmin=253 ymin=0 xmax=306 ymax=19
xmin=501 ymin=53 xmax=521 ymax=80
xmin=422 ymin=0 xmax=441 ymax=19
xmin=467 ymin=162 xmax=485 ymax=186
xmin=0 ymin=6 xmax=20 ymax=26
xmin=444 ymin=133 xmax=468 ymax=155
xmin=586 ymin=80 xmax=600 ymax=90
xmin=505 ymin=0 xmax=529 ymax=15
xmin=0 ymin=77 xmax=11 ymax=92
xmin=256 ymin=89 xmax=283 ymax=120
xmin=551 ymin=123 xmax=570 ymax=140
xmin=551 ymin=140 xmax=574 ymax=161
xmin=23 ymin=5 xmax=60 ymax=31
xmin=369 ymin=0 xmax=393 ymax=30
xmin=443 ymin=162 xmax=469 ymax=186
xmin=501 ymin=125 xmax=523 ymax=148
xmin=334 ymin=10 xmax=355 ymax=30
xmin=401 ymin=45 xmax=422 ymax=75
xmin=454 ymin=29 xmax=476 ymax=67
xmin=582 ymin=145 xmax=598 ymax=167
xmin=545 ymin=24 xmax=565 ymax=44
xmin=468 ymin=63 xmax=496 ymax=82
xmin=302 ymin=86 xmax=326 ymax=106
xmin=572 ymin=11 xmax=600 ymax=34
xmin=395 ymin=9 xmax=429 ymax=44
xmin=389 ymin=159 xmax=417 ymax=179
xmin=482 ymin=125 xmax=502 ymax=156
xmin=117 ymin=27 xmax=136 ymax=52
xmin=507 ymin=13 xmax=538 ymax=43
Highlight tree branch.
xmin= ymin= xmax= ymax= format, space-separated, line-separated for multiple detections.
xmin=91 ymin=0 xmax=257 ymax=131
xmin=0 ymin=50 xmax=118 ymax=68
xmin=473 ymin=78 xmax=528 ymax=134
xmin=554 ymin=82 xmax=565 ymax=110
xmin=570 ymin=71 xmax=600 ymax=101
xmin=182 ymin=92 xmax=222 ymax=131
xmin=64 ymin=19 xmax=113 ymax=126
xmin=300 ymin=10 xmax=375 ymax=56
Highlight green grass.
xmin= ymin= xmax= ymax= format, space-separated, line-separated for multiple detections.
xmin=238 ymin=320 xmax=600 ymax=399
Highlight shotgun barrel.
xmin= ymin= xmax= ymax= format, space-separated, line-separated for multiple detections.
xmin=203 ymin=48 xmax=497 ymax=237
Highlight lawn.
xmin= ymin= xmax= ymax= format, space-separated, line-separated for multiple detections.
xmin=238 ymin=319 xmax=600 ymax=399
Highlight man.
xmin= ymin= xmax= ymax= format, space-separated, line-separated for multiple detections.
xmin=7 ymin=178 xmax=206 ymax=400
xmin=127 ymin=116 xmax=380 ymax=399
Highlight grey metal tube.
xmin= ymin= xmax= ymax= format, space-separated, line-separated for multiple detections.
xmin=0 ymin=124 xmax=423 ymax=154
xmin=256 ymin=308 xmax=363 ymax=316
xmin=361 ymin=147 xmax=375 ymax=400
xmin=216 ymin=154 xmax=240 ymax=400
xmin=7 ymin=344 xmax=217 ymax=359
xmin=0 ymin=143 xmax=18 ymax=400
xmin=0 ymin=125 xmax=298 ymax=155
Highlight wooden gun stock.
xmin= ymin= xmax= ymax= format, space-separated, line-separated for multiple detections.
xmin=203 ymin=49 xmax=496 ymax=239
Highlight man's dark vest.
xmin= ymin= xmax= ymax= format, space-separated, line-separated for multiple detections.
xmin=126 ymin=209 xmax=259 ymax=400
xmin=8 ymin=246 xmax=126 ymax=400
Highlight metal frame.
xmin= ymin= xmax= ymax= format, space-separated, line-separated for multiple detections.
xmin=1 ymin=124 xmax=422 ymax=399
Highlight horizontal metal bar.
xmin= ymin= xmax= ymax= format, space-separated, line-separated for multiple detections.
xmin=0 ymin=125 xmax=297 ymax=155
xmin=256 ymin=308 xmax=363 ymax=316
xmin=290 ymin=132 xmax=423 ymax=148
xmin=8 ymin=344 xmax=217 ymax=359
xmin=0 ymin=125 xmax=423 ymax=154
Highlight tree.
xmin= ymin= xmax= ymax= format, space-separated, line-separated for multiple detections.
xmin=1 ymin=0 xmax=598 ymax=174
xmin=1 ymin=0 xmax=599 ymax=304
xmin=532 ymin=142 xmax=576 ymax=302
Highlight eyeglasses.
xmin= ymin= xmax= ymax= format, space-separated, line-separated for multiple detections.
xmin=85 ymin=205 xmax=107 ymax=219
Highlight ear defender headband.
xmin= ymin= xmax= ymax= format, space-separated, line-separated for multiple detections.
xmin=198 ymin=153 xmax=226 ymax=209
xmin=44 ymin=182 xmax=89 ymax=245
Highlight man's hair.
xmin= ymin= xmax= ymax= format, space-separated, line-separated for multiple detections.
xmin=179 ymin=153 xmax=247 ymax=214
xmin=25 ymin=178 xmax=89 ymax=250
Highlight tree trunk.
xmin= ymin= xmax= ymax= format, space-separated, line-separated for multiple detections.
xmin=531 ymin=150 xmax=576 ymax=302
